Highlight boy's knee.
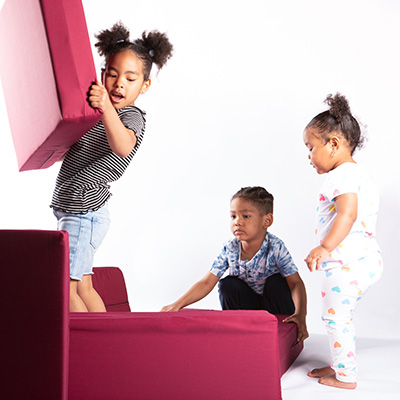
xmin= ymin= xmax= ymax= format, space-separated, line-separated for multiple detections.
xmin=263 ymin=273 xmax=295 ymax=315
xmin=218 ymin=276 xmax=242 ymax=294
xmin=264 ymin=273 xmax=288 ymax=291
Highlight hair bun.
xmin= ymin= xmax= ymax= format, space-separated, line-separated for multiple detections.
xmin=135 ymin=30 xmax=174 ymax=70
xmin=95 ymin=22 xmax=130 ymax=57
xmin=324 ymin=93 xmax=351 ymax=123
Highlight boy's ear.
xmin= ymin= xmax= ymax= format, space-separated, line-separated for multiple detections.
xmin=263 ymin=213 xmax=273 ymax=229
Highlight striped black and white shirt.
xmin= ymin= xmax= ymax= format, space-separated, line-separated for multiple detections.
xmin=50 ymin=105 xmax=146 ymax=214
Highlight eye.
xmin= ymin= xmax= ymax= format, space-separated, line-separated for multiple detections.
xmin=106 ymin=72 xmax=117 ymax=78
xmin=243 ymin=215 xmax=250 ymax=219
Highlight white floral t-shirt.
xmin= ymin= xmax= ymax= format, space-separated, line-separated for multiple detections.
xmin=316 ymin=162 xmax=381 ymax=267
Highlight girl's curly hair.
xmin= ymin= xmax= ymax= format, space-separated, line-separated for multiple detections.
xmin=95 ymin=21 xmax=173 ymax=81
xmin=306 ymin=93 xmax=364 ymax=154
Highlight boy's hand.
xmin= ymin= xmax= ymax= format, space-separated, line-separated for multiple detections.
xmin=283 ymin=314 xmax=309 ymax=343
xmin=88 ymin=80 xmax=112 ymax=112
xmin=304 ymin=245 xmax=329 ymax=272
xmin=161 ymin=303 xmax=181 ymax=312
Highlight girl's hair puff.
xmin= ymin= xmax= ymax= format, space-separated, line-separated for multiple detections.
xmin=232 ymin=186 xmax=274 ymax=215
xmin=95 ymin=21 xmax=174 ymax=81
xmin=306 ymin=93 xmax=364 ymax=155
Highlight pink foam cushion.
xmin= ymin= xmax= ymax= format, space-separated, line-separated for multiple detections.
xmin=275 ymin=314 xmax=304 ymax=375
xmin=0 ymin=0 xmax=101 ymax=171
xmin=0 ymin=230 xmax=69 ymax=400
xmin=182 ymin=309 xmax=304 ymax=376
xmin=69 ymin=310 xmax=283 ymax=400
xmin=92 ymin=267 xmax=131 ymax=312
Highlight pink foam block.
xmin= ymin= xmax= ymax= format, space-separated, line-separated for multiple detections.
xmin=0 ymin=0 xmax=101 ymax=171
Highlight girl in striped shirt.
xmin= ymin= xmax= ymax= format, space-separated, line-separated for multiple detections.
xmin=51 ymin=22 xmax=173 ymax=312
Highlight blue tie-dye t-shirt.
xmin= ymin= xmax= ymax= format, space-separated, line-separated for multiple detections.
xmin=210 ymin=232 xmax=298 ymax=295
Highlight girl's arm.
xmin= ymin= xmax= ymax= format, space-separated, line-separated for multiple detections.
xmin=283 ymin=272 xmax=309 ymax=342
xmin=305 ymin=193 xmax=358 ymax=271
xmin=161 ymin=272 xmax=220 ymax=312
xmin=88 ymin=80 xmax=137 ymax=158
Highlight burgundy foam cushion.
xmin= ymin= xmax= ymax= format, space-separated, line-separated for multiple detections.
xmin=275 ymin=314 xmax=304 ymax=375
xmin=182 ymin=309 xmax=304 ymax=376
xmin=69 ymin=310 xmax=283 ymax=400
xmin=0 ymin=0 xmax=101 ymax=171
xmin=92 ymin=267 xmax=131 ymax=312
xmin=0 ymin=230 xmax=69 ymax=400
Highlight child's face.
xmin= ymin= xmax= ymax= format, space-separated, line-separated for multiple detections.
xmin=102 ymin=50 xmax=151 ymax=109
xmin=230 ymin=198 xmax=272 ymax=243
xmin=303 ymin=128 xmax=335 ymax=174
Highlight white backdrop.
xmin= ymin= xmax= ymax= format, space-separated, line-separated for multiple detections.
xmin=1 ymin=0 xmax=399 ymax=339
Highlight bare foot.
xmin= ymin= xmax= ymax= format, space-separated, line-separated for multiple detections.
xmin=307 ymin=366 xmax=335 ymax=378
xmin=319 ymin=375 xmax=357 ymax=390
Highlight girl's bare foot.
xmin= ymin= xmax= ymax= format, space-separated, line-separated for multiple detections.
xmin=307 ymin=366 xmax=334 ymax=378
xmin=319 ymin=375 xmax=357 ymax=390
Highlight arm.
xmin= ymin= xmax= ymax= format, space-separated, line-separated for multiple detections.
xmin=282 ymin=272 xmax=309 ymax=342
xmin=305 ymin=193 xmax=358 ymax=272
xmin=161 ymin=272 xmax=220 ymax=312
xmin=88 ymin=80 xmax=137 ymax=158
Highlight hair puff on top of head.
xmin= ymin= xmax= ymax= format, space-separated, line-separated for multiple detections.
xmin=94 ymin=22 xmax=173 ymax=79
xmin=324 ymin=93 xmax=351 ymax=123
xmin=94 ymin=22 xmax=130 ymax=57
xmin=134 ymin=30 xmax=174 ymax=71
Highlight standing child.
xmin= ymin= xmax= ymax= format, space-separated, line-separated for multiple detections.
xmin=51 ymin=22 xmax=173 ymax=312
xmin=162 ymin=186 xmax=309 ymax=343
xmin=303 ymin=93 xmax=383 ymax=389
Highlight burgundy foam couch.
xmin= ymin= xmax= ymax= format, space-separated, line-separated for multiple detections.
xmin=0 ymin=230 xmax=303 ymax=400
xmin=0 ymin=0 xmax=101 ymax=171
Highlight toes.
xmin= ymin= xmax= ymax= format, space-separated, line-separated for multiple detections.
xmin=307 ymin=369 xmax=318 ymax=378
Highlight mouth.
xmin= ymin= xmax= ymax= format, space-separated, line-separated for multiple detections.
xmin=234 ymin=229 xmax=245 ymax=236
xmin=110 ymin=92 xmax=124 ymax=103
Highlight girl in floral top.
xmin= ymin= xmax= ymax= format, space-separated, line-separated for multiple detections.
xmin=304 ymin=93 xmax=383 ymax=390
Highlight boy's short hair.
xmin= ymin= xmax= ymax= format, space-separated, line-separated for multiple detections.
xmin=231 ymin=186 xmax=274 ymax=215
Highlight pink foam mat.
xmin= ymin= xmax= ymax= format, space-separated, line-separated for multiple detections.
xmin=69 ymin=310 xmax=284 ymax=400
xmin=0 ymin=0 xmax=100 ymax=171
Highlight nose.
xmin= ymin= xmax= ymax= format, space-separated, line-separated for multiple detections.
xmin=114 ymin=76 xmax=124 ymax=88
xmin=234 ymin=216 xmax=242 ymax=226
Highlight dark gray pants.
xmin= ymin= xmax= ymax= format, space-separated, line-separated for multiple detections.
xmin=218 ymin=274 xmax=295 ymax=314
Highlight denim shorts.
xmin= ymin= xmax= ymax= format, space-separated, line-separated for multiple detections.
xmin=53 ymin=203 xmax=111 ymax=281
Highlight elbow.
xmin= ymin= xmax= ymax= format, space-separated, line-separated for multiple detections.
xmin=109 ymin=129 xmax=137 ymax=158
xmin=349 ymin=212 xmax=358 ymax=225
xmin=113 ymin=149 xmax=131 ymax=158
xmin=112 ymin=143 xmax=135 ymax=158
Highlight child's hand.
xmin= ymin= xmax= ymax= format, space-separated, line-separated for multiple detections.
xmin=283 ymin=314 xmax=309 ymax=343
xmin=87 ymin=80 xmax=112 ymax=112
xmin=304 ymin=245 xmax=329 ymax=272
xmin=161 ymin=303 xmax=181 ymax=312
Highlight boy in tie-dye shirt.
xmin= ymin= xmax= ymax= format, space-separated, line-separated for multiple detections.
xmin=162 ymin=186 xmax=309 ymax=343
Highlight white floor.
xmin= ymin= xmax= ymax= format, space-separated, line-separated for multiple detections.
xmin=281 ymin=334 xmax=400 ymax=400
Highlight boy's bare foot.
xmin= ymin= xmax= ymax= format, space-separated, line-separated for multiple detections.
xmin=307 ymin=366 xmax=334 ymax=378
xmin=318 ymin=375 xmax=357 ymax=390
